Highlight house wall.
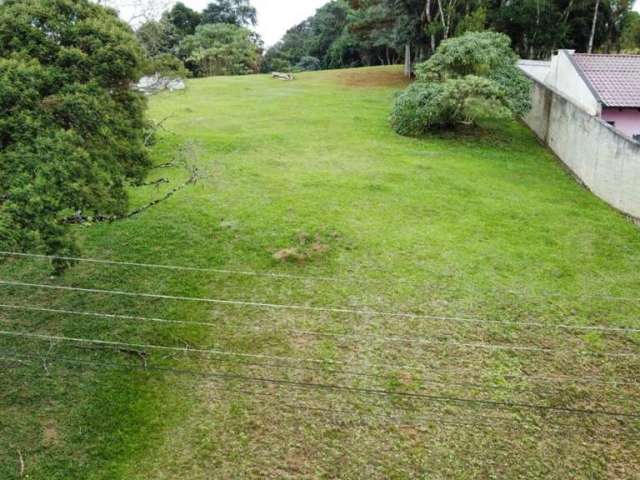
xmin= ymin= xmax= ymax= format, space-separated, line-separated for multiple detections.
xmin=601 ymin=108 xmax=640 ymax=139
xmin=521 ymin=73 xmax=640 ymax=219
xmin=544 ymin=50 xmax=601 ymax=116
xmin=517 ymin=59 xmax=551 ymax=83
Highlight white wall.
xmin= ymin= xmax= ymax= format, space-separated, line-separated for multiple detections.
xmin=518 ymin=60 xmax=550 ymax=83
xmin=544 ymin=50 xmax=601 ymax=116
xmin=522 ymin=75 xmax=640 ymax=219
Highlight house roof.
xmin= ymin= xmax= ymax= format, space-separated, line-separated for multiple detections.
xmin=570 ymin=53 xmax=640 ymax=108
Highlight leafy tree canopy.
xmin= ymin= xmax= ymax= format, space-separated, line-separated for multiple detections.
xmin=264 ymin=0 xmax=639 ymax=74
xmin=163 ymin=1 xmax=201 ymax=37
xmin=262 ymin=1 xmax=352 ymax=72
xmin=620 ymin=11 xmax=640 ymax=51
xmin=179 ymin=23 xmax=261 ymax=77
xmin=201 ymin=0 xmax=257 ymax=27
xmin=0 ymin=0 xmax=150 ymax=264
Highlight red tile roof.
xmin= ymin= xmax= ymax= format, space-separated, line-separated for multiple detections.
xmin=571 ymin=54 xmax=640 ymax=108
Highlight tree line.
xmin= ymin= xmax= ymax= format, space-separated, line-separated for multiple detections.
xmin=136 ymin=0 xmax=263 ymax=77
xmin=135 ymin=0 xmax=640 ymax=78
xmin=264 ymin=0 xmax=640 ymax=74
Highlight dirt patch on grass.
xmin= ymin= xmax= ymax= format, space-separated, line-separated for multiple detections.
xmin=272 ymin=230 xmax=337 ymax=265
xmin=337 ymin=69 xmax=411 ymax=89
xmin=42 ymin=421 xmax=60 ymax=447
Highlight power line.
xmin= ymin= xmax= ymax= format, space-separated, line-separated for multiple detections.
xmin=5 ymin=304 xmax=638 ymax=386
xmin=2 ymin=351 xmax=527 ymax=430
xmin=0 ymin=330 xmax=637 ymax=419
xmin=0 ymin=326 xmax=593 ymax=396
xmin=7 ymin=352 xmax=634 ymax=439
xmin=0 ymin=251 xmax=344 ymax=282
xmin=4 ymin=251 xmax=640 ymax=304
xmin=0 ymin=348 xmax=525 ymax=425
xmin=2 ymin=279 xmax=639 ymax=336
xmin=1 ymin=315 xmax=637 ymax=393
xmin=3 ymin=303 xmax=639 ymax=361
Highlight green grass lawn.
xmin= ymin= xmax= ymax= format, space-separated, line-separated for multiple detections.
xmin=1 ymin=65 xmax=639 ymax=479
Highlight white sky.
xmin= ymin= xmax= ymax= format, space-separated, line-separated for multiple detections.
xmin=112 ymin=0 xmax=330 ymax=47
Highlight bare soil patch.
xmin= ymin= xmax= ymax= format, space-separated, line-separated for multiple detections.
xmin=337 ymin=68 xmax=411 ymax=89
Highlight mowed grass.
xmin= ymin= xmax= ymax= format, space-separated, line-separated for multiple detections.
xmin=1 ymin=65 xmax=639 ymax=479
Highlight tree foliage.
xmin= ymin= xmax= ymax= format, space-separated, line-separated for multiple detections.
xmin=391 ymin=32 xmax=531 ymax=135
xmin=201 ymin=0 xmax=257 ymax=27
xmin=164 ymin=1 xmax=201 ymax=37
xmin=137 ymin=0 xmax=262 ymax=78
xmin=262 ymin=1 xmax=352 ymax=72
xmin=263 ymin=0 xmax=639 ymax=74
xmin=179 ymin=23 xmax=261 ymax=76
xmin=620 ymin=10 xmax=640 ymax=51
xmin=0 ymin=0 xmax=150 ymax=262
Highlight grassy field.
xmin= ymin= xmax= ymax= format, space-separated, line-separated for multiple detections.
xmin=1 ymin=65 xmax=639 ymax=479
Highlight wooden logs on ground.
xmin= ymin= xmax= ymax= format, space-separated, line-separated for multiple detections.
xmin=272 ymin=72 xmax=295 ymax=81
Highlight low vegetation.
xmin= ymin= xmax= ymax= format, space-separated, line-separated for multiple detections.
xmin=391 ymin=32 xmax=531 ymax=135
xmin=1 ymin=66 xmax=639 ymax=478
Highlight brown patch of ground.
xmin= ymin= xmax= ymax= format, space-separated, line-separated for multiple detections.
xmin=337 ymin=68 xmax=412 ymax=88
xmin=42 ymin=421 xmax=59 ymax=447
xmin=272 ymin=230 xmax=334 ymax=264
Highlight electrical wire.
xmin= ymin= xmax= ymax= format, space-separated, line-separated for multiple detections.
xmin=2 ymin=351 xmax=530 ymax=430
xmin=3 ymin=250 xmax=640 ymax=304
xmin=2 ymin=279 xmax=639 ymax=335
xmin=0 ymin=330 xmax=637 ymax=419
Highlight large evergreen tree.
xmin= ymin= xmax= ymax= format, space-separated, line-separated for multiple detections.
xmin=201 ymin=0 xmax=257 ymax=27
xmin=0 ymin=0 xmax=150 ymax=264
xmin=179 ymin=23 xmax=262 ymax=76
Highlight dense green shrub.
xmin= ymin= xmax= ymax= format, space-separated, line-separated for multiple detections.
xmin=0 ymin=0 xmax=150 ymax=263
xmin=201 ymin=0 xmax=257 ymax=27
xmin=136 ymin=19 xmax=179 ymax=58
xmin=391 ymin=31 xmax=531 ymax=136
xmin=390 ymin=77 xmax=511 ymax=135
xmin=143 ymin=53 xmax=190 ymax=78
xmin=295 ymin=56 xmax=322 ymax=72
xmin=179 ymin=23 xmax=261 ymax=77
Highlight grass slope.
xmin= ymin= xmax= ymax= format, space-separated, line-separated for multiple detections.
xmin=1 ymin=65 xmax=639 ymax=479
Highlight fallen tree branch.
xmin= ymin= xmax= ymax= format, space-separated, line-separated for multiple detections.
xmin=62 ymin=141 xmax=202 ymax=225
xmin=61 ymin=213 xmax=117 ymax=225
xmin=137 ymin=178 xmax=169 ymax=187
xmin=125 ymin=169 xmax=199 ymax=219
xmin=150 ymin=161 xmax=177 ymax=170
xmin=72 ymin=344 xmax=148 ymax=368
xmin=272 ymin=72 xmax=295 ymax=81
xmin=144 ymin=115 xmax=172 ymax=147
xmin=17 ymin=449 xmax=24 ymax=478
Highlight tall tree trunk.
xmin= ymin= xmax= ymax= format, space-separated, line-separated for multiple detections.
xmin=425 ymin=0 xmax=436 ymax=52
xmin=404 ymin=43 xmax=412 ymax=77
xmin=588 ymin=0 xmax=600 ymax=53
xmin=436 ymin=0 xmax=449 ymax=40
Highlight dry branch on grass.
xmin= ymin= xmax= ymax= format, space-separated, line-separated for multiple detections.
xmin=17 ymin=448 xmax=24 ymax=477
xmin=272 ymin=72 xmax=295 ymax=81
xmin=62 ymin=142 xmax=202 ymax=225
xmin=126 ymin=169 xmax=199 ymax=219
xmin=144 ymin=115 xmax=173 ymax=147
xmin=72 ymin=344 xmax=149 ymax=367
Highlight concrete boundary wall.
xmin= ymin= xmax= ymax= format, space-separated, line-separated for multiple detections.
xmin=521 ymin=72 xmax=640 ymax=219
